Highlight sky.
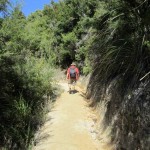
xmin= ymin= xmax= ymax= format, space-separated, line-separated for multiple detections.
xmin=11 ymin=0 xmax=59 ymax=16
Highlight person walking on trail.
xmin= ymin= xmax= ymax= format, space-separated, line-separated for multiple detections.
xmin=66 ymin=62 xmax=79 ymax=94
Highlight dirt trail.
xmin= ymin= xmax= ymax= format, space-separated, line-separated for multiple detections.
xmin=33 ymin=83 xmax=108 ymax=150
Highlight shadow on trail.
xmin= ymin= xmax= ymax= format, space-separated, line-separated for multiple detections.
xmin=68 ymin=89 xmax=79 ymax=94
xmin=80 ymin=92 xmax=86 ymax=98
xmin=34 ymin=132 xmax=54 ymax=146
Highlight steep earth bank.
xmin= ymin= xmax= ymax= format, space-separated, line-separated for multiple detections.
xmin=86 ymin=76 xmax=150 ymax=150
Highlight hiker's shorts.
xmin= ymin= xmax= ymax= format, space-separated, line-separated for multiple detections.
xmin=68 ymin=78 xmax=76 ymax=84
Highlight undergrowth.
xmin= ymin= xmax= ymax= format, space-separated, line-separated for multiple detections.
xmin=0 ymin=53 xmax=59 ymax=150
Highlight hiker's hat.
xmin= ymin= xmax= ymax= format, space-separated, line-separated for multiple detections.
xmin=71 ymin=62 xmax=76 ymax=66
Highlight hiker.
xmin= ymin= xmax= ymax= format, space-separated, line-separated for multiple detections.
xmin=66 ymin=62 xmax=79 ymax=94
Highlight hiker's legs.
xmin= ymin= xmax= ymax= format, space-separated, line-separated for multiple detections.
xmin=68 ymin=78 xmax=76 ymax=93
xmin=68 ymin=83 xmax=71 ymax=92
xmin=72 ymin=80 xmax=76 ymax=91
xmin=68 ymin=79 xmax=73 ymax=93
xmin=71 ymin=79 xmax=76 ymax=93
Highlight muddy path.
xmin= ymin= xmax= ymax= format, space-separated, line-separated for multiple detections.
xmin=32 ymin=82 xmax=112 ymax=150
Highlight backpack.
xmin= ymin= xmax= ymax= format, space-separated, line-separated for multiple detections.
xmin=70 ymin=67 xmax=76 ymax=78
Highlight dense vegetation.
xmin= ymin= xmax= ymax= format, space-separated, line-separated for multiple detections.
xmin=0 ymin=0 xmax=150 ymax=149
xmin=86 ymin=0 xmax=150 ymax=149
xmin=0 ymin=1 xmax=58 ymax=149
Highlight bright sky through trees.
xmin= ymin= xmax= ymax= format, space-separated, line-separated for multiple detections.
xmin=11 ymin=0 xmax=59 ymax=16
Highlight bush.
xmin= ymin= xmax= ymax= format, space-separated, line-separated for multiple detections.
xmin=0 ymin=54 xmax=57 ymax=149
